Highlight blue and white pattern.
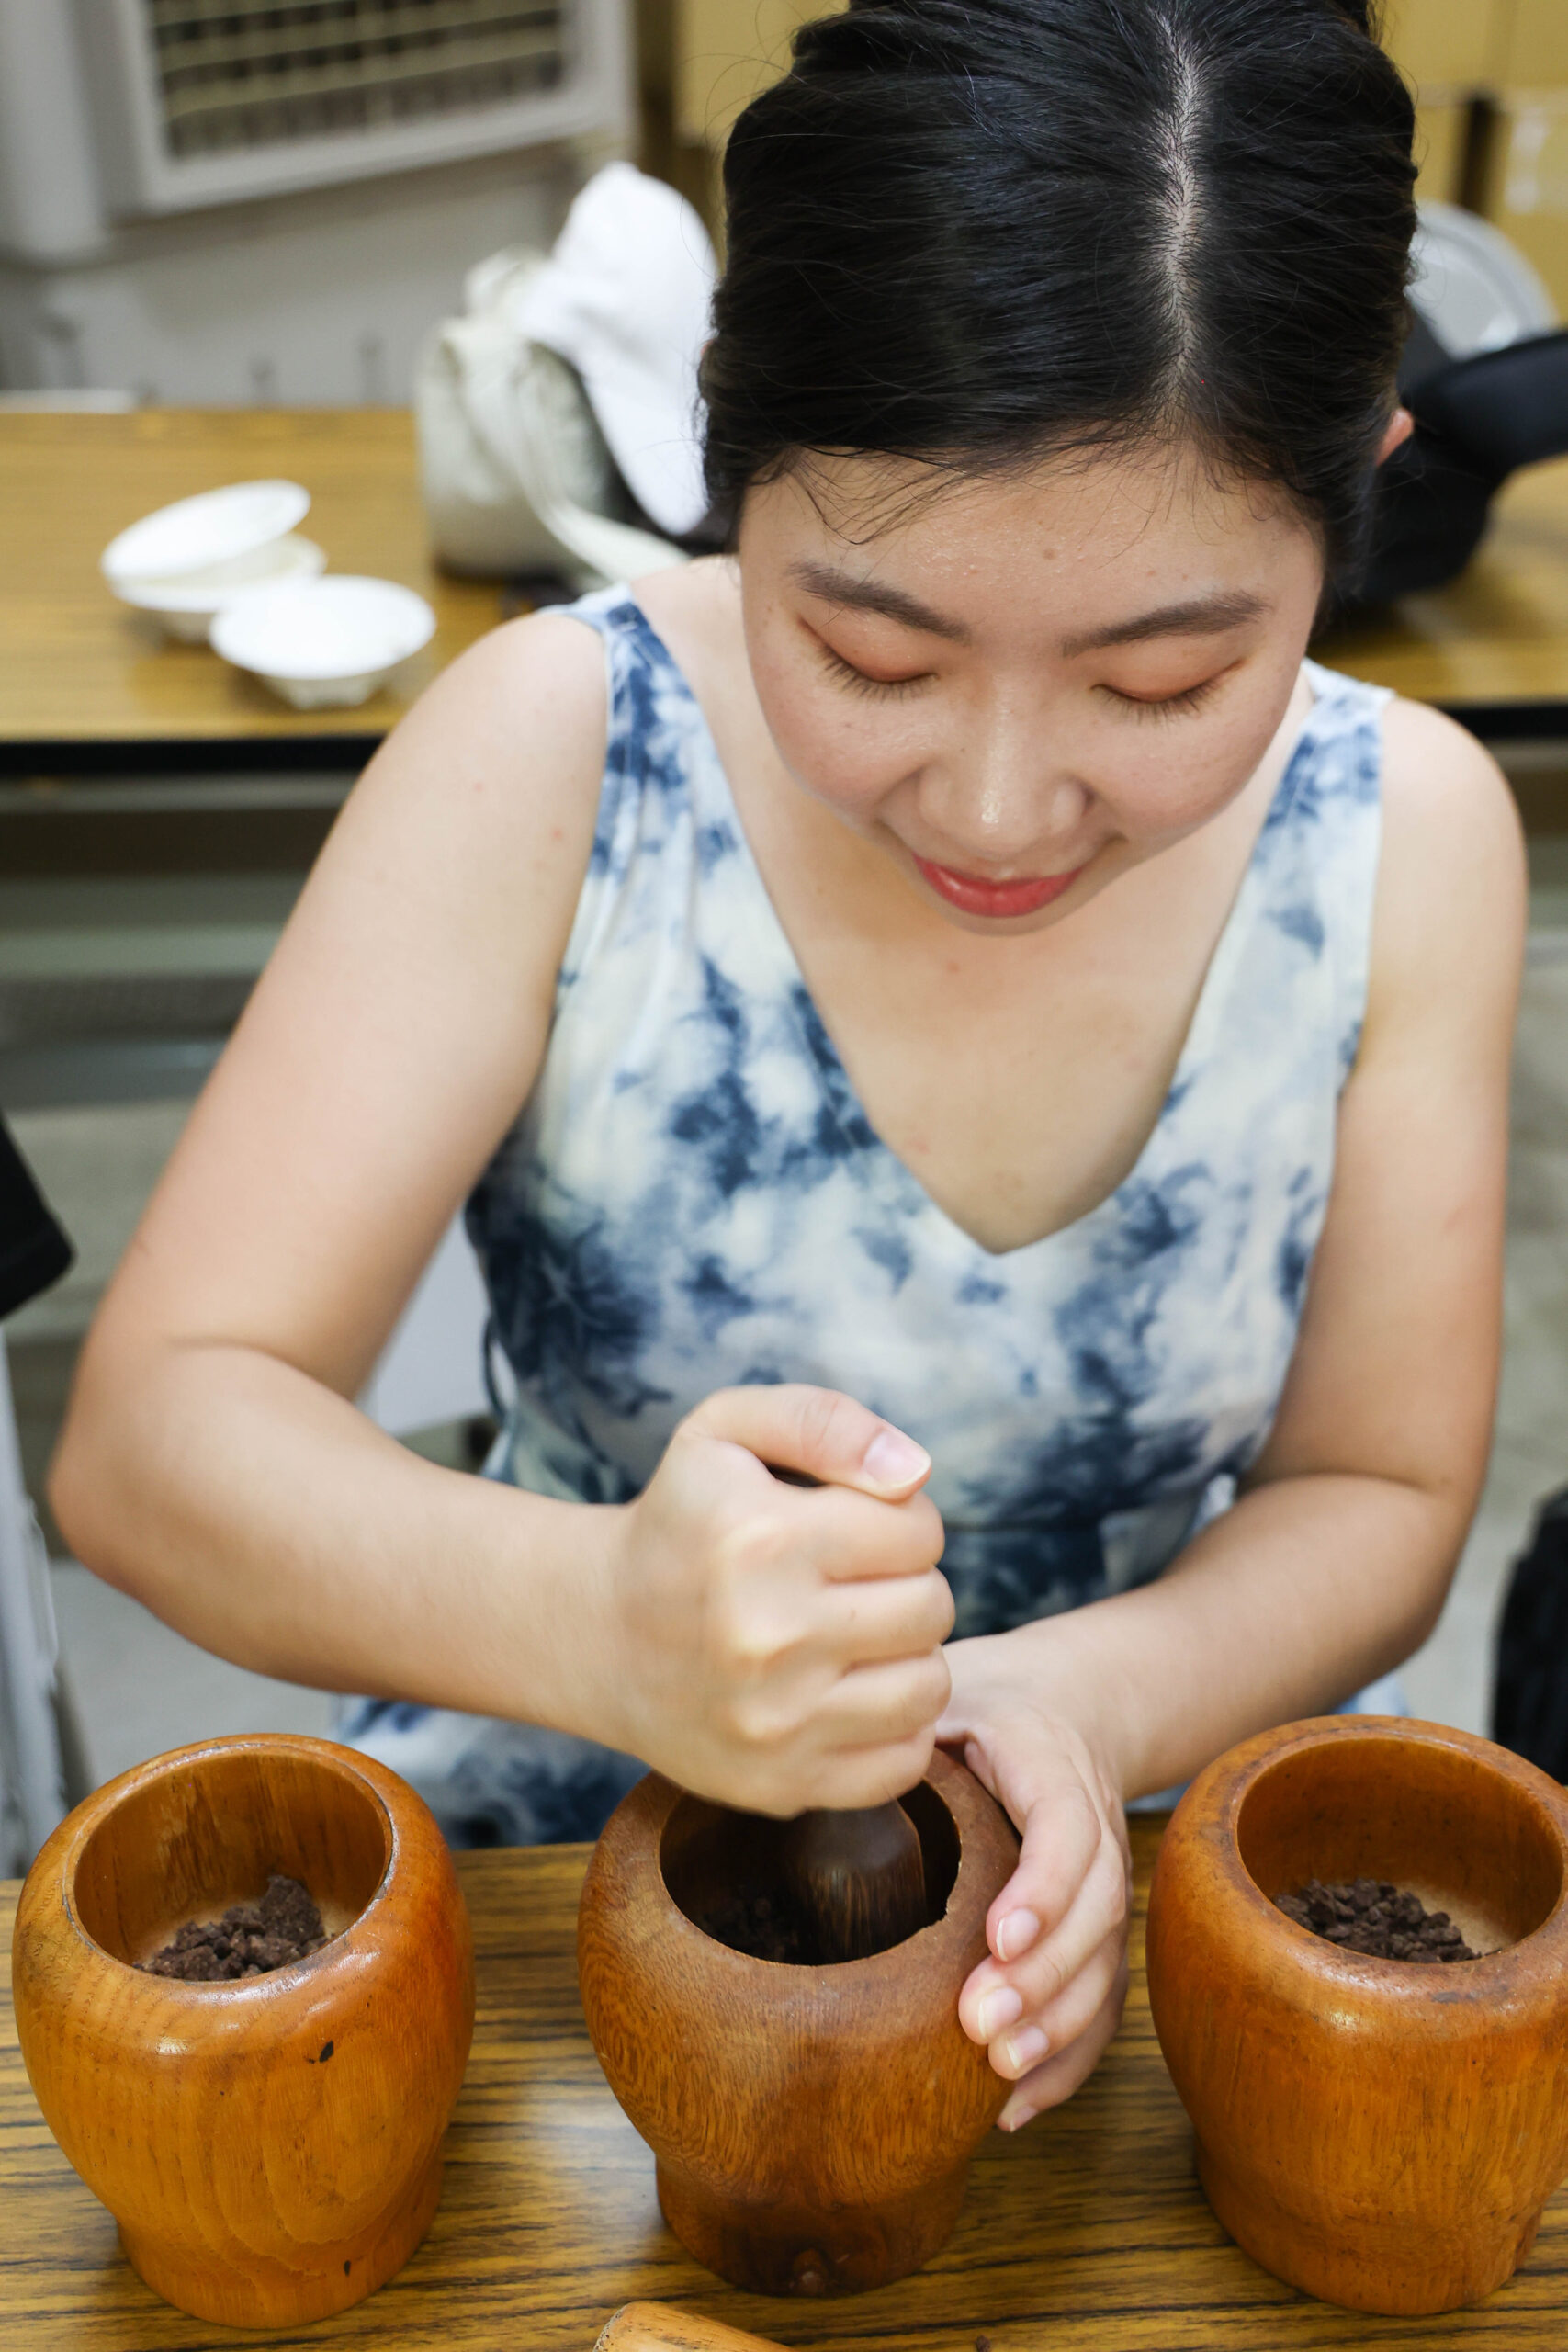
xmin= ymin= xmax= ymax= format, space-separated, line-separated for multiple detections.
xmin=341 ymin=590 xmax=1387 ymax=1846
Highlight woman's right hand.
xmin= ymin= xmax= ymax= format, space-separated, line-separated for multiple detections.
xmin=592 ymin=1385 xmax=953 ymax=1815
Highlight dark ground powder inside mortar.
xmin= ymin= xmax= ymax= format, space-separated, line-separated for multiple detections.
xmin=1275 ymin=1876 xmax=1479 ymax=1962
xmin=694 ymin=1887 xmax=813 ymax=1963
xmin=139 ymin=1872 xmax=328 ymax=1980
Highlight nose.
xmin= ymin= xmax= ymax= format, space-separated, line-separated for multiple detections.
xmin=919 ymin=694 xmax=1090 ymax=867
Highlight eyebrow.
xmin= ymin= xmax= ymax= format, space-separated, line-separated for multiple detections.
xmin=787 ymin=560 xmax=973 ymax=643
xmin=789 ymin=560 xmax=1269 ymax=659
xmin=1058 ymin=591 xmax=1269 ymax=657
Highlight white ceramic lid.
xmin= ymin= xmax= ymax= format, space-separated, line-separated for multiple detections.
xmin=113 ymin=535 xmax=326 ymax=616
xmin=210 ymin=576 xmax=436 ymax=682
xmin=101 ymin=480 xmax=311 ymax=587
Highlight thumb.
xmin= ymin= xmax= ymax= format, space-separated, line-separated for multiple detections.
xmin=684 ymin=1384 xmax=931 ymax=1500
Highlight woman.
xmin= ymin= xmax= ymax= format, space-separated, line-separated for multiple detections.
xmin=54 ymin=0 xmax=1522 ymax=2131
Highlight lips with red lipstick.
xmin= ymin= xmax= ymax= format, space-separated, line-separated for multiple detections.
xmin=912 ymin=854 xmax=1086 ymax=919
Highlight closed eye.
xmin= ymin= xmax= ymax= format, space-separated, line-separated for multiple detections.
xmin=818 ymin=646 xmax=932 ymax=699
xmin=1102 ymin=675 xmax=1224 ymax=721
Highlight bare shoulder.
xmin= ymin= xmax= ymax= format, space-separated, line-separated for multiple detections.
xmin=311 ymin=605 xmax=611 ymax=956
xmin=1378 ymin=695 xmax=1523 ymax=889
xmin=1369 ymin=695 xmax=1526 ymax=1027
xmin=357 ymin=605 xmax=608 ymax=831
xmin=240 ymin=604 xmax=616 ymax=1138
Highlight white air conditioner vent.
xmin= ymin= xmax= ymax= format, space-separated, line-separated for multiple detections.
xmin=150 ymin=2 xmax=568 ymax=160
xmin=74 ymin=0 xmax=628 ymax=216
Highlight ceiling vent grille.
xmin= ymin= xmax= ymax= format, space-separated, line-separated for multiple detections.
xmin=76 ymin=0 xmax=628 ymax=214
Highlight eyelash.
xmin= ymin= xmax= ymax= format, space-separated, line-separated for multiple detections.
xmin=1108 ymin=678 xmax=1222 ymax=722
xmin=819 ymin=645 xmax=1223 ymax=719
xmin=818 ymin=648 xmax=931 ymax=699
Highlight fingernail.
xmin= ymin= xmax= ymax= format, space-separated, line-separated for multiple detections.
xmin=976 ymin=1986 xmax=1022 ymax=2041
xmin=995 ymin=1908 xmax=1040 ymax=1962
xmin=862 ymin=1428 xmax=931 ymax=1490
xmin=999 ymin=2101 xmax=1037 ymax=2134
xmin=1002 ymin=2025 xmax=1047 ymax=2074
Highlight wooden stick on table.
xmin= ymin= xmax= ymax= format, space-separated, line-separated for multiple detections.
xmin=597 ymin=2303 xmax=786 ymax=2352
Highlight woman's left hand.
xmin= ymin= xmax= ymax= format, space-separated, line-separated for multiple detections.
xmin=938 ymin=1633 xmax=1133 ymax=2131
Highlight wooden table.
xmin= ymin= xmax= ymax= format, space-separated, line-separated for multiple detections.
xmin=0 ymin=410 xmax=502 ymax=770
xmin=1 ymin=412 xmax=1566 ymax=773
xmin=3 ymin=1818 xmax=1563 ymax=2349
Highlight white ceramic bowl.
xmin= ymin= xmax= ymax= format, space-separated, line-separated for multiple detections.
xmin=111 ymin=534 xmax=327 ymax=642
xmin=102 ymin=481 xmax=311 ymax=588
xmin=209 ymin=576 xmax=437 ymax=709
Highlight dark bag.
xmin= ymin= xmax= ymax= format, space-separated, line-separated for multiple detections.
xmin=0 ymin=1111 xmax=72 ymax=1323
xmin=1355 ymin=329 xmax=1568 ymax=607
xmin=1493 ymin=1488 xmax=1568 ymax=1783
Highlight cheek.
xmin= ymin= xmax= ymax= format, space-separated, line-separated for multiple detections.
xmin=1109 ymin=741 xmax=1244 ymax=838
xmin=1099 ymin=691 xmax=1295 ymax=842
xmin=751 ymin=643 xmax=921 ymax=820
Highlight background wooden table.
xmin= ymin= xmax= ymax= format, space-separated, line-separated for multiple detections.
xmin=1 ymin=411 xmax=1565 ymax=765
xmin=0 ymin=409 xmax=502 ymax=758
xmin=2 ymin=1816 xmax=1563 ymax=2349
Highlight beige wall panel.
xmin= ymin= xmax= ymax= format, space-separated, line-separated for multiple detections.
xmin=1496 ymin=0 xmax=1568 ymax=90
xmin=677 ymin=0 xmax=844 ymax=144
xmin=1381 ymin=0 xmax=1508 ymax=93
xmin=1483 ymin=96 xmax=1568 ymax=318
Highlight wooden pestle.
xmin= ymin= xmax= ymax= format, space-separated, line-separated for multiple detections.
xmin=595 ymin=2302 xmax=787 ymax=2352
xmin=765 ymin=1461 xmax=931 ymax=1963
xmin=778 ymin=1798 xmax=929 ymax=1962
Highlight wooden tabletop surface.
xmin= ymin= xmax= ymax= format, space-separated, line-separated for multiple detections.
xmin=2 ymin=1815 xmax=1564 ymax=2349
xmin=0 ymin=410 xmax=502 ymax=750
xmin=0 ymin=410 xmax=1565 ymax=753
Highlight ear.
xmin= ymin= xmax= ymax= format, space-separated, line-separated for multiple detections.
xmin=1375 ymin=406 xmax=1415 ymax=465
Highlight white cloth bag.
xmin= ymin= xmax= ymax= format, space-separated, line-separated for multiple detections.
xmin=414 ymin=165 xmax=718 ymax=589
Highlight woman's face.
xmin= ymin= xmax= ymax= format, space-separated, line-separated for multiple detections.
xmin=738 ymin=440 xmax=1328 ymax=933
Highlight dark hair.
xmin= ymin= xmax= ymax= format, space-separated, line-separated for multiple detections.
xmin=700 ymin=0 xmax=1416 ymax=583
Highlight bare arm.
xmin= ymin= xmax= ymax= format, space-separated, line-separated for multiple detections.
xmin=51 ymin=614 xmax=953 ymax=1810
xmin=942 ymin=697 xmax=1526 ymax=2120
xmin=52 ymin=612 xmax=612 ymax=1713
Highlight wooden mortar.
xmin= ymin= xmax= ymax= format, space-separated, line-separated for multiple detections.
xmin=1146 ymin=1715 xmax=1568 ymax=2314
xmin=12 ymin=1733 xmax=475 ymax=2328
xmin=577 ymin=1749 xmax=1020 ymax=2298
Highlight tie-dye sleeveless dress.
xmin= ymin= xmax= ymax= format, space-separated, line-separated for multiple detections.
xmin=339 ymin=588 xmax=1387 ymax=1846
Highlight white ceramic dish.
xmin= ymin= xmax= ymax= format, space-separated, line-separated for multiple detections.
xmin=210 ymin=576 xmax=437 ymax=709
xmin=111 ymin=534 xmax=326 ymax=642
xmin=101 ymin=480 xmax=311 ymax=589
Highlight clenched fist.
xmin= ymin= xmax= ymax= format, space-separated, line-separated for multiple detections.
xmin=588 ymin=1385 xmax=953 ymax=1814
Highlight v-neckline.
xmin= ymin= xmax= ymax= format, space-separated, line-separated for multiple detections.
xmin=615 ymin=595 xmax=1332 ymax=1264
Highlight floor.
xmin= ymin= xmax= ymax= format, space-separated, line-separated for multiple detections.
xmin=7 ymin=841 xmax=1568 ymax=1793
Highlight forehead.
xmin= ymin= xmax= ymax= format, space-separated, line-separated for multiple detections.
xmin=745 ymin=443 xmax=1317 ymax=636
